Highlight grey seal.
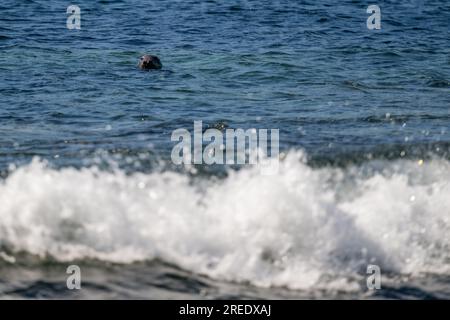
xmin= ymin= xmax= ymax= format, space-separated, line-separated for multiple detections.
xmin=138 ymin=54 xmax=162 ymax=70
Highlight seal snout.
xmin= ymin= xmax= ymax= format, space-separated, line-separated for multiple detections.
xmin=139 ymin=54 xmax=162 ymax=70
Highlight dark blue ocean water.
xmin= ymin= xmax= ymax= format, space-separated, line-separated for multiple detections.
xmin=0 ymin=0 xmax=449 ymax=299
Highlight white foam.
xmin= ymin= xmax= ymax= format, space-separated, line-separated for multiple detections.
xmin=0 ymin=152 xmax=449 ymax=290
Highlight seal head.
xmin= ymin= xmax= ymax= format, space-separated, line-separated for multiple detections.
xmin=138 ymin=54 xmax=162 ymax=70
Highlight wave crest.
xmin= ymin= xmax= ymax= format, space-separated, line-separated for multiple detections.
xmin=1 ymin=152 xmax=449 ymax=290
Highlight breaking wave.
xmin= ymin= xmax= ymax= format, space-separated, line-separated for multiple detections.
xmin=0 ymin=151 xmax=449 ymax=291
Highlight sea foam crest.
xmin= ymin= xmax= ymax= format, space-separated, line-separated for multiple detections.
xmin=0 ymin=152 xmax=449 ymax=290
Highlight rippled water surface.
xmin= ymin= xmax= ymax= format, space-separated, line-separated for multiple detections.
xmin=0 ymin=0 xmax=449 ymax=299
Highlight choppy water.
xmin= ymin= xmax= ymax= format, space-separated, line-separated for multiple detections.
xmin=0 ymin=0 xmax=449 ymax=299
